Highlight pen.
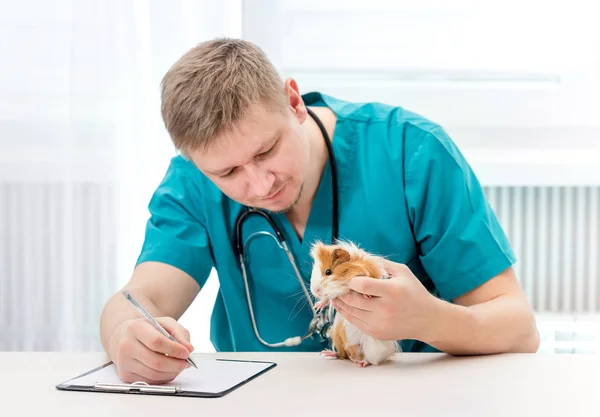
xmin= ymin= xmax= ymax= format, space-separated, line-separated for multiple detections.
xmin=121 ymin=289 xmax=198 ymax=369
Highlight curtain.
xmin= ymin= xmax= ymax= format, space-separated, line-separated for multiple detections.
xmin=0 ymin=0 xmax=239 ymax=352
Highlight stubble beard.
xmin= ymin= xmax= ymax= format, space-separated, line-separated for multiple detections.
xmin=274 ymin=182 xmax=303 ymax=214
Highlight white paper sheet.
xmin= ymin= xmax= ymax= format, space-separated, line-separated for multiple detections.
xmin=64 ymin=358 xmax=274 ymax=394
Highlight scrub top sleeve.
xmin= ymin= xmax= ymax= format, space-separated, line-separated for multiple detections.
xmin=403 ymin=125 xmax=517 ymax=301
xmin=136 ymin=168 xmax=214 ymax=289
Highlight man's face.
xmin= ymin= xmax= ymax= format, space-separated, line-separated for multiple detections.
xmin=190 ymin=101 xmax=310 ymax=213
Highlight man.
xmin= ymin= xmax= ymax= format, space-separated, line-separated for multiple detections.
xmin=100 ymin=38 xmax=540 ymax=384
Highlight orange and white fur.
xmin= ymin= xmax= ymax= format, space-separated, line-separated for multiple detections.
xmin=309 ymin=240 xmax=400 ymax=367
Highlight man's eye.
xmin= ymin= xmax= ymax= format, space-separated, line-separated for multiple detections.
xmin=259 ymin=146 xmax=274 ymax=157
xmin=260 ymin=139 xmax=279 ymax=157
xmin=221 ymin=168 xmax=236 ymax=178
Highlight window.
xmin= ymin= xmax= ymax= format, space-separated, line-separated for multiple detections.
xmin=243 ymin=0 xmax=600 ymax=185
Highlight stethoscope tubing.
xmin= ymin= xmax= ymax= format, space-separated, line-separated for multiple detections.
xmin=232 ymin=108 xmax=338 ymax=347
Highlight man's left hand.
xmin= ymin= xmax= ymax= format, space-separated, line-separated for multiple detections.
xmin=332 ymin=259 xmax=440 ymax=341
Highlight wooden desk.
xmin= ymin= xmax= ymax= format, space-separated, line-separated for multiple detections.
xmin=2 ymin=351 xmax=598 ymax=416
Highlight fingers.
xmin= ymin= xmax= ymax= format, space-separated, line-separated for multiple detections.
xmin=112 ymin=318 xmax=193 ymax=385
xmin=333 ymin=298 xmax=369 ymax=329
xmin=348 ymin=261 xmax=411 ymax=296
xmin=157 ymin=317 xmax=194 ymax=352
xmin=381 ymin=259 xmax=410 ymax=278
xmin=119 ymin=359 xmax=181 ymax=384
xmin=132 ymin=339 xmax=190 ymax=374
xmin=118 ymin=371 xmax=149 ymax=384
xmin=134 ymin=321 xmax=191 ymax=360
xmin=332 ymin=297 xmax=370 ymax=322
xmin=338 ymin=290 xmax=374 ymax=312
xmin=347 ymin=276 xmax=388 ymax=297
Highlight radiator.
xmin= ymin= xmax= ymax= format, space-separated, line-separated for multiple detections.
xmin=484 ymin=186 xmax=600 ymax=314
xmin=1 ymin=184 xmax=599 ymax=351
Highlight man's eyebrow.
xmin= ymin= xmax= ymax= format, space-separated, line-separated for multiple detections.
xmin=211 ymin=130 xmax=280 ymax=176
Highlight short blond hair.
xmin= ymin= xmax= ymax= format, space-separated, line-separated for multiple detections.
xmin=160 ymin=38 xmax=287 ymax=155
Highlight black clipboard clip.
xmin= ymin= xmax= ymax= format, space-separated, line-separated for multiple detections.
xmin=94 ymin=381 xmax=180 ymax=394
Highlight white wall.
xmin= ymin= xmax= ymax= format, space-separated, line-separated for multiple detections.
xmin=245 ymin=0 xmax=600 ymax=186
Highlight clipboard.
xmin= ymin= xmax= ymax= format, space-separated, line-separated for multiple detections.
xmin=56 ymin=358 xmax=277 ymax=398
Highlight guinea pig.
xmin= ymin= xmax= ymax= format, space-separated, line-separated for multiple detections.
xmin=309 ymin=239 xmax=400 ymax=367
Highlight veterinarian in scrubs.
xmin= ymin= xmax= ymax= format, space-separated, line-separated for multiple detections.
xmin=99 ymin=38 xmax=539 ymax=385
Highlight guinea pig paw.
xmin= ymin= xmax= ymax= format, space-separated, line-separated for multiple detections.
xmin=313 ymin=300 xmax=328 ymax=312
xmin=354 ymin=360 xmax=370 ymax=368
xmin=320 ymin=349 xmax=338 ymax=359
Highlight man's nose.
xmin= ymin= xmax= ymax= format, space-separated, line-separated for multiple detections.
xmin=246 ymin=165 xmax=275 ymax=197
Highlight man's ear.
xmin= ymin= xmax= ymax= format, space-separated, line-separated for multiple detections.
xmin=284 ymin=77 xmax=307 ymax=122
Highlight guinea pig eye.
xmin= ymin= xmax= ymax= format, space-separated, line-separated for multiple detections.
xmin=325 ymin=269 xmax=332 ymax=276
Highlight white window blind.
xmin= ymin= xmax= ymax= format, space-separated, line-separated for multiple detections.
xmin=243 ymin=0 xmax=600 ymax=185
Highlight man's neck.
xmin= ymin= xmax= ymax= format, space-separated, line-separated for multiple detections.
xmin=285 ymin=106 xmax=336 ymax=241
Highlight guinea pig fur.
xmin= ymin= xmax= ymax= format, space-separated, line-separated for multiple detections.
xmin=309 ymin=239 xmax=400 ymax=367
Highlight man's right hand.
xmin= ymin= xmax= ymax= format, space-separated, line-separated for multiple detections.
xmin=109 ymin=316 xmax=195 ymax=384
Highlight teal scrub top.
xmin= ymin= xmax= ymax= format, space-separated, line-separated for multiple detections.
xmin=136 ymin=92 xmax=516 ymax=353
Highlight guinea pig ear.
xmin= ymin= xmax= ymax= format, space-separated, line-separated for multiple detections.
xmin=332 ymin=248 xmax=350 ymax=265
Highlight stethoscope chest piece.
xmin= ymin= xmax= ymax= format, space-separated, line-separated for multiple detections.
xmin=309 ymin=301 xmax=336 ymax=343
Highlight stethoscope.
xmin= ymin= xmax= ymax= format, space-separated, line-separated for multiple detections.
xmin=233 ymin=107 xmax=338 ymax=348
